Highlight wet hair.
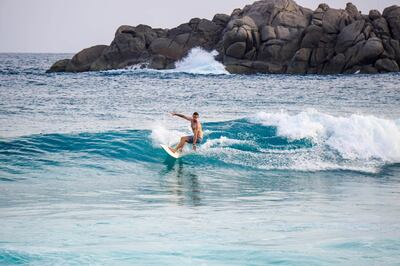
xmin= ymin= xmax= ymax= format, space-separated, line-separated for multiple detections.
xmin=193 ymin=112 xmax=199 ymax=116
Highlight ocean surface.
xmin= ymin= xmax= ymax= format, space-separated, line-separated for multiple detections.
xmin=1 ymin=49 xmax=400 ymax=265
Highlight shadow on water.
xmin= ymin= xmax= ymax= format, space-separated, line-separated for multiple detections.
xmin=160 ymin=157 xmax=202 ymax=206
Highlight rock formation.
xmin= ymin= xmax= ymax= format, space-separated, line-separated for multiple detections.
xmin=47 ymin=0 xmax=400 ymax=74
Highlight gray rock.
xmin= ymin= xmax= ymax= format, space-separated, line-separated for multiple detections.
xmin=280 ymin=40 xmax=301 ymax=62
xmin=251 ymin=61 xmax=270 ymax=73
xmin=358 ymin=37 xmax=384 ymax=64
xmin=382 ymin=39 xmax=396 ymax=59
xmin=363 ymin=24 xmax=373 ymax=39
xmin=323 ymin=53 xmax=346 ymax=74
xmin=226 ymin=42 xmax=247 ymax=58
xmin=383 ymin=5 xmax=400 ymax=40
xmin=389 ymin=39 xmax=400 ymax=63
xmin=318 ymin=3 xmax=330 ymax=12
xmin=335 ymin=20 xmax=365 ymax=53
xmin=223 ymin=16 xmax=259 ymax=60
xmin=266 ymin=39 xmax=286 ymax=46
xmin=150 ymin=38 xmax=185 ymax=60
xmin=90 ymin=25 xmax=160 ymax=70
xmin=301 ymin=25 xmax=324 ymax=48
xmin=275 ymin=26 xmax=291 ymax=41
xmin=294 ymin=47 xmax=312 ymax=62
xmin=360 ymin=65 xmax=379 ymax=74
xmin=226 ymin=64 xmax=255 ymax=74
xmin=369 ymin=10 xmax=382 ymax=20
xmin=223 ymin=26 xmax=248 ymax=47
xmin=375 ymin=58 xmax=400 ymax=72
xmin=372 ymin=18 xmax=390 ymax=37
xmin=287 ymin=48 xmax=312 ymax=74
xmin=212 ymin=13 xmax=230 ymax=27
xmin=267 ymin=62 xmax=286 ymax=73
xmin=346 ymin=37 xmax=384 ymax=69
xmin=65 ymin=45 xmax=108 ymax=72
xmin=345 ymin=3 xmax=362 ymax=20
xmin=257 ymin=43 xmax=281 ymax=61
xmin=310 ymin=47 xmax=329 ymax=67
xmin=260 ymin=25 xmax=276 ymax=42
xmin=48 ymin=0 xmax=400 ymax=75
xmin=46 ymin=59 xmax=70 ymax=73
xmin=149 ymin=54 xmax=172 ymax=70
xmin=322 ymin=9 xmax=344 ymax=34
xmin=272 ymin=10 xmax=310 ymax=28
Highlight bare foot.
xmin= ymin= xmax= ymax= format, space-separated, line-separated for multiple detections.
xmin=169 ymin=147 xmax=177 ymax=153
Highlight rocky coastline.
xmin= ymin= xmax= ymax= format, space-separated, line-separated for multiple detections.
xmin=47 ymin=0 xmax=400 ymax=74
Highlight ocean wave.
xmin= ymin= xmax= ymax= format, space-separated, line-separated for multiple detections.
xmin=173 ymin=47 xmax=228 ymax=75
xmin=251 ymin=109 xmax=400 ymax=162
xmin=95 ymin=47 xmax=228 ymax=76
xmin=0 ymin=249 xmax=41 ymax=264
xmin=1 ymin=111 xmax=399 ymax=175
xmin=150 ymin=112 xmax=399 ymax=173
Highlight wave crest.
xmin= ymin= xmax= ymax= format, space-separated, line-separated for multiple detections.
xmin=251 ymin=109 xmax=400 ymax=162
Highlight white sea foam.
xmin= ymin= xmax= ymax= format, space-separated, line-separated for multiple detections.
xmin=252 ymin=109 xmax=400 ymax=162
xmin=173 ymin=47 xmax=229 ymax=75
xmin=150 ymin=123 xmax=184 ymax=147
xmin=100 ymin=48 xmax=228 ymax=76
xmin=202 ymin=136 xmax=252 ymax=149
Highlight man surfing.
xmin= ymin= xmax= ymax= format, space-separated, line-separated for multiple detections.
xmin=169 ymin=112 xmax=203 ymax=153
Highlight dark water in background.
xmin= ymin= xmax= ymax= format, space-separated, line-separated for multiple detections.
xmin=0 ymin=51 xmax=400 ymax=265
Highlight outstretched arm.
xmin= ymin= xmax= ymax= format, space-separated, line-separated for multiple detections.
xmin=170 ymin=112 xmax=192 ymax=121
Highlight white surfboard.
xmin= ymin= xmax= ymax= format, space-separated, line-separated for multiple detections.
xmin=160 ymin=144 xmax=181 ymax=159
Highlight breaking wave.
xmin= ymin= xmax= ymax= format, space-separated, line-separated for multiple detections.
xmin=173 ymin=47 xmax=228 ymax=75
xmin=1 ymin=110 xmax=399 ymax=176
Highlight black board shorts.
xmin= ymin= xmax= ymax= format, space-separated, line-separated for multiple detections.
xmin=187 ymin=136 xmax=203 ymax=144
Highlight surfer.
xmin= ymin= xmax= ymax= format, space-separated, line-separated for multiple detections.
xmin=170 ymin=112 xmax=203 ymax=153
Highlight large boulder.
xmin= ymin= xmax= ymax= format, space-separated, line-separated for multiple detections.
xmin=91 ymin=25 xmax=163 ymax=70
xmin=46 ymin=59 xmax=71 ymax=73
xmin=372 ymin=18 xmax=391 ymax=37
xmin=150 ymin=38 xmax=185 ymax=60
xmin=287 ymin=48 xmax=312 ymax=74
xmin=223 ymin=0 xmax=312 ymax=73
xmin=149 ymin=54 xmax=174 ymax=70
xmin=66 ymin=45 xmax=108 ymax=72
xmin=375 ymin=58 xmax=400 ymax=72
xmin=345 ymin=3 xmax=362 ymax=20
xmin=212 ymin=13 xmax=231 ymax=27
xmin=301 ymin=25 xmax=324 ymax=48
xmin=369 ymin=10 xmax=382 ymax=21
xmin=322 ymin=9 xmax=348 ymax=34
xmin=223 ymin=16 xmax=259 ymax=60
xmin=323 ymin=53 xmax=346 ymax=74
xmin=335 ymin=20 xmax=365 ymax=53
xmin=234 ymin=0 xmax=312 ymax=27
xmin=346 ymin=37 xmax=384 ymax=69
xmin=357 ymin=37 xmax=384 ymax=64
xmin=383 ymin=5 xmax=400 ymax=40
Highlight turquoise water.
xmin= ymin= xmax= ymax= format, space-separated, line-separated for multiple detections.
xmin=1 ymin=52 xmax=400 ymax=265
